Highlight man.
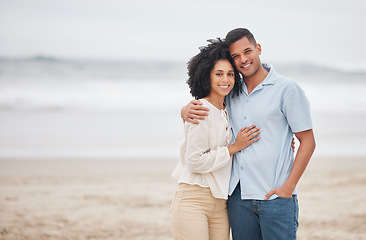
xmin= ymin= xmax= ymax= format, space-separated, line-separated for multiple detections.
xmin=181 ymin=28 xmax=316 ymax=239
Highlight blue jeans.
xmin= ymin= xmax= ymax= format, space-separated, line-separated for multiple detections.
xmin=227 ymin=183 xmax=299 ymax=240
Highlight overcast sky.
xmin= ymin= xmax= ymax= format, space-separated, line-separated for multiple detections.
xmin=1 ymin=0 xmax=365 ymax=69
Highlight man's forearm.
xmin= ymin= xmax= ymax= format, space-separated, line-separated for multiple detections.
xmin=284 ymin=130 xmax=316 ymax=191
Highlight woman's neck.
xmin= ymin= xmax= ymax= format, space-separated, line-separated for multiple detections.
xmin=203 ymin=96 xmax=225 ymax=110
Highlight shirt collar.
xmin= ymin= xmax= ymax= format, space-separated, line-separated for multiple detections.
xmin=241 ymin=63 xmax=276 ymax=95
xmin=261 ymin=63 xmax=276 ymax=86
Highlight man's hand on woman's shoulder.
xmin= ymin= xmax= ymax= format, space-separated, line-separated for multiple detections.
xmin=181 ymin=100 xmax=210 ymax=124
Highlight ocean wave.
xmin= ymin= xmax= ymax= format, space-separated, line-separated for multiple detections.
xmin=0 ymin=79 xmax=192 ymax=113
xmin=0 ymin=56 xmax=365 ymax=114
xmin=1 ymin=56 xmax=366 ymax=81
xmin=0 ymin=56 xmax=188 ymax=81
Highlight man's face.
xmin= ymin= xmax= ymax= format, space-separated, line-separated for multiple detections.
xmin=229 ymin=37 xmax=262 ymax=79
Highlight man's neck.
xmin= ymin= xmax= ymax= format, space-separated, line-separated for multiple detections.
xmin=244 ymin=65 xmax=269 ymax=94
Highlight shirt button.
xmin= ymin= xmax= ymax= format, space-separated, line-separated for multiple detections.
xmin=240 ymin=167 xmax=244 ymax=170
xmin=244 ymin=116 xmax=247 ymax=119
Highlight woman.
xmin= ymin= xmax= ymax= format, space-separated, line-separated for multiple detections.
xmin=170 ymin=38 xmax=261 ymax=240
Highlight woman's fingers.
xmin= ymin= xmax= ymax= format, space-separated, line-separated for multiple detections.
xmin=246 ymin=127 xmax=260 ymax=137
xmin=250 ymin=136 xmax=260 ymax=143
xmin=249 ymin=129 xmax=261 ymax=137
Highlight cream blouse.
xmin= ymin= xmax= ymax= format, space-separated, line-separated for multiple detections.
xmin=172 ymin=99 xmax=233 ymax=199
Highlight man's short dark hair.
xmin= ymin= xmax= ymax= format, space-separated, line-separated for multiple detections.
xmin=225 ymin=28 xmax=257 ymax=47
xmin=187 ymin=38 xmax=242 ymax=99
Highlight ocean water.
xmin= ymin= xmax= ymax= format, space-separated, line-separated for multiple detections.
xmin=0 ymin=57 xmax=365 ymax=159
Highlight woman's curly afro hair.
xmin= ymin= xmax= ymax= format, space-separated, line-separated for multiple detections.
xmin=187 ymin=38 xmax=242 ymax=100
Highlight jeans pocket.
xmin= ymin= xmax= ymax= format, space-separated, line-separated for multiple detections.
xmin=277 ymin=196 xmax=292 ymax=200
xmin=276 ymin=194 xmax=296 ymax=200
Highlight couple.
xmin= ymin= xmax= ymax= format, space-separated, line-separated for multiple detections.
xmin=170 ymin=28 xmax=316 ymax=240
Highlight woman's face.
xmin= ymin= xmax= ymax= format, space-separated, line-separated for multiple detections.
xmin=209 ymin=59 xmax=235 ymax=98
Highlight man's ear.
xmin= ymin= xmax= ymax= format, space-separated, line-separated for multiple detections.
xmin=256 ymin=43 xmax=262 ymax=55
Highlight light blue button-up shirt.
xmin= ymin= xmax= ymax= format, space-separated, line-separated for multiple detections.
xmin=226 ymin=63 xmax=312 ymax=200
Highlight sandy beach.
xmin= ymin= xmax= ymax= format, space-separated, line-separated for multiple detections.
xmin=0 ymin=157 xmax=365 ymax=240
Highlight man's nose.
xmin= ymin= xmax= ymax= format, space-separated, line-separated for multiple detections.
xmin=239 ymin=54 xmax=247 ymax=63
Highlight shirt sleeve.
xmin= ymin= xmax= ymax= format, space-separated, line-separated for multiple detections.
xmin=184 ymin=120 xmax=231 ymax=174
xmin=282 ymin=82 xmax=313 ymax=133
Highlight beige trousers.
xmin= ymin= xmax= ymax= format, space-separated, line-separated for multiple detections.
xmin=170 ymin=183 xmax=230 ymax=240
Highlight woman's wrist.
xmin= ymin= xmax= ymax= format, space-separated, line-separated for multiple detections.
xmin=228 ymin=144 xmax=239 ymax=156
